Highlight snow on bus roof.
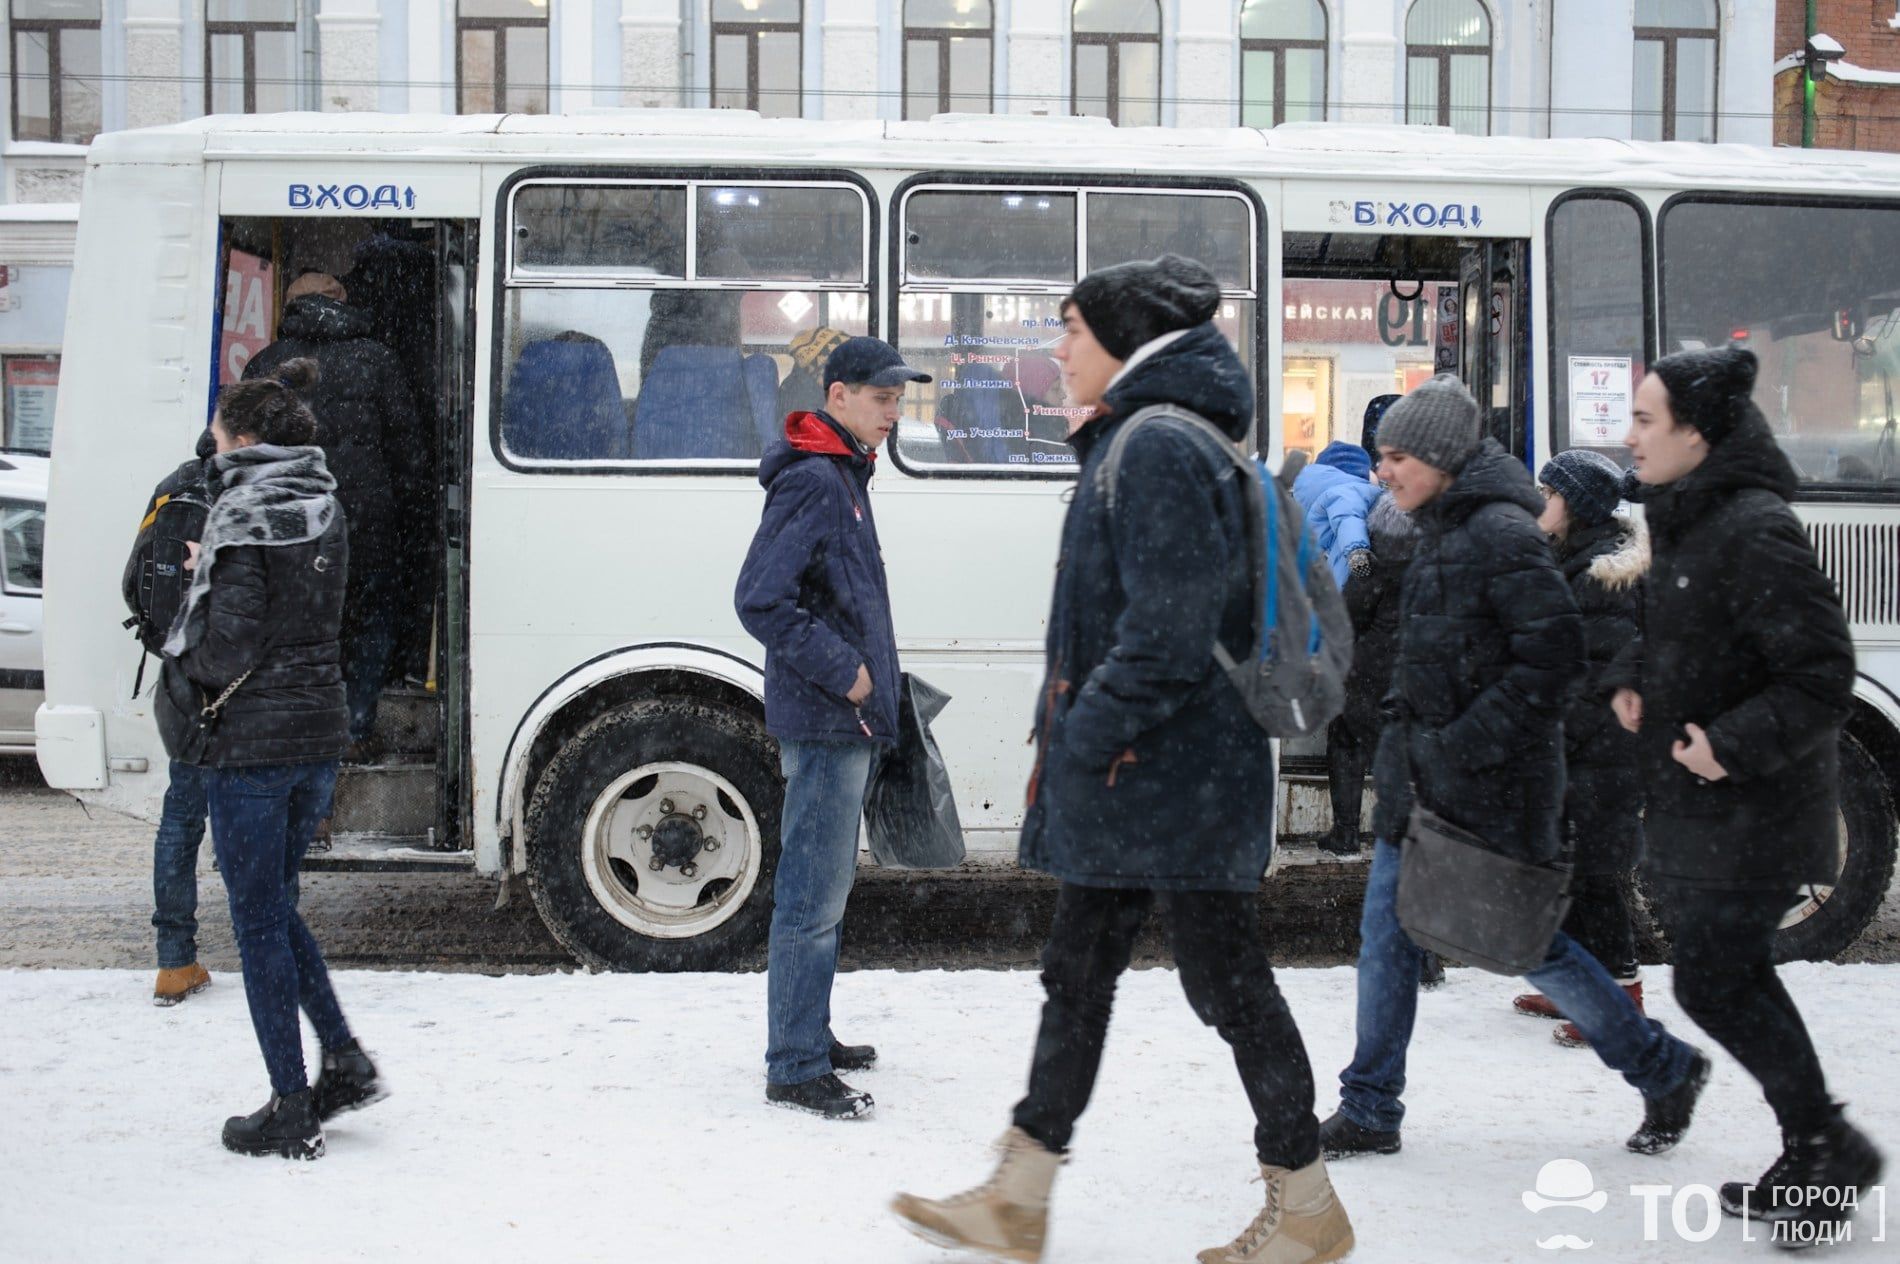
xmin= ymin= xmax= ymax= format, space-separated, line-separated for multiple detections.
xmin=82 ymin=109 xmax=1900 ymax=192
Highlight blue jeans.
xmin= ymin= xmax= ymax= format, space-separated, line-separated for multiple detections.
xmin=766 ymin=738 xmax=874 ymax=1086
xmin=153 ymin=760 xmax=208 ymax=969
xmin=207 ymin=761 xmax=353 ymax=1097
xmin=1339 ymin=841 xmax=1695 ymax=1133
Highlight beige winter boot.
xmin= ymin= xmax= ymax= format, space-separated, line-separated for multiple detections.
xmin=1197 ymin=1158 xmax=1355 ymax=1264
xmin=891 ymin=1127 xmax=1062 ymax=1262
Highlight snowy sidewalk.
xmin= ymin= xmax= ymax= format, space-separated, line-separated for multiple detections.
xmin=2 ymin=964 xmax=1894 ymax=1262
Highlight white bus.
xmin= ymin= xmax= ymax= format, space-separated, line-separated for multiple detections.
xmin=34 ymin=112 xmax=1900 ymax=970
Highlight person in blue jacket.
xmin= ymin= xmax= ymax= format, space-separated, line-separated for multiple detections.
xmin=1293 ymin=441 xmax=1384 ymax=587
xmin=734 ymin=336 xmax=930 ymax=1122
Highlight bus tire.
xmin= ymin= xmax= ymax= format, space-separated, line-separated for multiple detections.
xmin=1634 ymin=731 xmax=1897 ymax=965
xmin=524 ymin=699 xmax=781 ymax=972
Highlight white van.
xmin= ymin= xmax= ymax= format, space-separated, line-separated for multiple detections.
xmin=0 ymin=450 xmax=46 ymax=752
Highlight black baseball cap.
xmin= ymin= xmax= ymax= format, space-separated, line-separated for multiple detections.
xmin=822 ymin=336 xmax=933 ymax=389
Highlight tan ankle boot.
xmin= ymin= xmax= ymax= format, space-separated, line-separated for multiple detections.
xmin=892 ymin=1127 xmax=1062 ymax=1263
xmin=1197 ymin=1158 xmax=1355 ymax=1264
xmin=153 ymin=963 xmax=211 ymax=1007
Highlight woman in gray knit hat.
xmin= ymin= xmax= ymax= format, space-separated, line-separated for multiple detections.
xmin=1319 ymin=375 xmax=1710 ymax=1163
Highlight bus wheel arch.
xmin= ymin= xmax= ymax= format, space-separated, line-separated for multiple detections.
xmin=523 ymin=695 xmax=781 ymax=972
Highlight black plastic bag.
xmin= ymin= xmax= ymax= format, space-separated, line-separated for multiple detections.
xmin=864 ymin=674 xmax=965 ymax=869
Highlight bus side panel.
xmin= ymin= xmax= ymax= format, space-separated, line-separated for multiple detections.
xmin=39 ymin=157 xmax=219 ymax=821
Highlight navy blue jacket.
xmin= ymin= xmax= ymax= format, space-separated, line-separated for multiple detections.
xmin=1018 ymin=323 xmax=1277 ymax=892
xmin=735 ymin=411 xmax=901 ymax=744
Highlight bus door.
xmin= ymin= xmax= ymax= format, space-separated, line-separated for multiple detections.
xmin=1456 ymin=238 xmax=1532 ymax=462
xmin=433 ymin=219 xmax=477 ymax=853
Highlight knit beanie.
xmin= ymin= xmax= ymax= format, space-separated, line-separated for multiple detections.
xmin=1361 ymin=393 xmax=1402 ymax=459
xmin=1538 ymin=449 xmax=1626 ymax=529
xmin=1375 ymin=374 xmax=1482 ymax=474
xmin=1066 ymin=254 xmax=1222 ymax=361
xmin=1648 ymin=347 xmax=1758 ymax=446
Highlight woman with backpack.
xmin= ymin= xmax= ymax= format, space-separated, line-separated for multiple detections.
xmin=157 ymin=359 xmax=383 ymax=1159
xmin=1513 ymin=450 xmax=1651 ymax=1046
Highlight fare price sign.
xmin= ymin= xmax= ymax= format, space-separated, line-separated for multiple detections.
xmin=1568 ymin=355 xmax=1634 ymax=445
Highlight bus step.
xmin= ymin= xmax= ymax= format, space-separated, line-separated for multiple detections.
xmin=332 ymin=760 xmax=437 ymax=838
xmin=370 ymin=688 xmax=439 ymax=758
xmin=306 ymin=832 xmax=472 ymax=872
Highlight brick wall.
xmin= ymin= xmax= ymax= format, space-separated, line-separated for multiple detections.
xmin=1775 ymin=0 xmax=1900 ymax=150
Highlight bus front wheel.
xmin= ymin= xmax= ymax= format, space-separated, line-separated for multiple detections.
xmin=524 ymin=699 xmax=782 ymax=972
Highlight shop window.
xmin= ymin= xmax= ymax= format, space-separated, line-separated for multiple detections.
xmin=1072 ymin=0 xmax=1161 ymax=127
xmin=1404 ymin=0 xmax=1490 ymax=136
xmin=904 ymin=0 xmax=992 ymax=119
xmin=711 ymin=0 xmax=802 ymax=119
xmin=1240 ymin=0 xmax=1326 ymax=127
xmin=457 ymin=0 xmax=549 ymax=115
xmin=10 ymin=0 xmax=101 ymax=144
xmin=206 ymin=0 xmax=299 ymax=115
xmin=1633 ymin=0 xmax=1718 ymax=143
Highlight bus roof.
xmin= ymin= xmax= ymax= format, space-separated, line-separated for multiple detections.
xmin=83 ymin=110 xmax=1900 ymax=197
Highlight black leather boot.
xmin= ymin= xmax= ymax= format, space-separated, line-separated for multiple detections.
xmin=222 ymin=1088 xmax=324 ymax=1160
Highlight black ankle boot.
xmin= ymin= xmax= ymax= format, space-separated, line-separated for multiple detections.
xmin=312 ymin=1040 xmax=386 ymax=1121
xmin=1627 ymin=1050 xmax=1710 ymax=1155
xmin=1725 ymin=1118 xmax=1885 ymax=1249
xmin=222 ymin=1088 xmax=324 ymax=1160
xmin=828 ymin=1039 xmax=877 ymax=1073
xmin=766 ymin=1072 xmax=874 ymax=1120
xmin=1319 ymin=1110 xmax=1401 ymax=1159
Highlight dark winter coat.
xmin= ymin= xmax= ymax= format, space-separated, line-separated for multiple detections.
xmin=1339 ymin=493 xmax=1415 ymax=744
xmin=735 ymin=411 xmax=901 ymax=745
xmin=1370 ymin=440 xmax=1584 ymax=865
xmin=245 ymin=295 xmax=424 ymax=579
xmin=156 ymin=520 xmax=351 ymax=769
xmin=1017 ymin=323 xmax=1276 ymax=892
xmin=1603 ymin=412 xmax=1855 ymax=889
xmin=1555 ymin=515 xmax=1648 ymax=877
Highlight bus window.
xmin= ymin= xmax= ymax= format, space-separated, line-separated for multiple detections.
xmin=498 ymin=178 xmax=872 ymax=469
xmin=1661 ymin=198 xmax=1900 ymax=490
xmin=893 ymin=185 xmax=1258 ymax=474
xmin=1547 ymin=192 xmax=1651 ymax=463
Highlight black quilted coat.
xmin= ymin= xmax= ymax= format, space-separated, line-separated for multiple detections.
xmin=1370 ymin=440 xmax=1584 ymax=864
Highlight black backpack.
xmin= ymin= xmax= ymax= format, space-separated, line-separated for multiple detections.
xmin=1095 ymin=405 xmax=1354 ymax=738
xmin=122 ymin=457 xmax=211 ymax=684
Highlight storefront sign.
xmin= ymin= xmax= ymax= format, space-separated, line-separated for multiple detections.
xmin=3 ymin=356 xmax=58 ymax=451
xmin=220 ymin=250 xmax=274 ymax=383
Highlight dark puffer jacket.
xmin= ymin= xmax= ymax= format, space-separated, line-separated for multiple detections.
xmin=1555 ymin=515 xmax=1648 ymax=877
xmin=735 ymin=411 xmax=900 ymax=745
xmin=157 ymin=516 xmax=352 ymax=768
xmin=245 ymin=295 xmax=424 ymax=579
xmin=1018 ymin=324 xmax=1276 ymax=892
xmin=1339 ymin=493 xmax=1415 ymax=744
xmin=1604 ymin=412 xmax=1855 ymax=889
xmin=1371 ymin=440 xmax=1584 ymax=864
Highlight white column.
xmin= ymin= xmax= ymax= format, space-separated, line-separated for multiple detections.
xmin=317 ymin=0 xmax=381 ymax=111
xmin=1174 ymin=0 xmax=1234 ymax=128
xmin=123 ymin=0 xmax=184 ymax=129
xmin=1718 ymin=0 xmax=1772 ymax=145
xmin=621 ymin=0 xmax=683 ymax=108
xmin=557 ymin=0 xmax=595 ymax=112
xmin=408 ymin=0 xmax=446 ymax=114
xmin=821 ymin=0 xmax=881 ymax=120
xmin=1007 ymin=0 xmax=1065 ymax=115
xmin=1548 ymin=0 xmax=1633 ymax=138
xmin=1338 ymin=0 xmax=1401 ymax=125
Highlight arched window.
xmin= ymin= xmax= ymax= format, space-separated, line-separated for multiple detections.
xmin=905 ymin=0 xmax=993 ymax=119
xmin=711 ymin=0 xmax=802 ymax=119
xmin=1404 ymin=0 xmax=1490 ymax=136
xmin=457 ymin=0 xmax=549 ymax=115
xmin=1633 ymin=0 xmax=1717 ymax=142
xmin=1072 ymin=0 xmax=1161 ymax=127
xmin=1240 ymin=0 xmax=1327 ymax=127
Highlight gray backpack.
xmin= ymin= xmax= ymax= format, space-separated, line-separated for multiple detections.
xmin=1097 ymin=405 xmax=1353 ymax=738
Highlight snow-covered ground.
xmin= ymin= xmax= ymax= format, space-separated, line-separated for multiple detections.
xmin=2 ymin=963 xmax=1894 ymax=1262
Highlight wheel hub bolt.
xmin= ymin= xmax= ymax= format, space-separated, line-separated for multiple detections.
xmin=648 ymin=856 xmax=666 ymax=871
xmin=637 ymin=824 xmax=653 ymax=839
xmin=681 ymin=862 xmax=699 ymax=879
xmin=692 ymin=805 xmax=707 ymax=820
xmin=703 ymin=838 xmax=721 ymax=852
xmin=660 ymin=799 xmax=675 ymax=815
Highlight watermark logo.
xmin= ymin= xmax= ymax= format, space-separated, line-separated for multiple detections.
xmin=1521 ymin=1159 xmax=1607 ymax=1250
xmin=1523 ymin=1160 xmax=1889 ymax=1251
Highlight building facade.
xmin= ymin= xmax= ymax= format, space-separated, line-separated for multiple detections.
xmin=1773 ymin=0 xmax=1900 ymax=151
xmin=0 ymin=1 xmax=1775 ymax=453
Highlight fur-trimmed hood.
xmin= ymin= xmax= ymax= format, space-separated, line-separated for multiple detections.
xmin=1366 ymin=491 xmax=1418 ymax=561
xmin=1561 ymin=512 xmax=1650 ymax=593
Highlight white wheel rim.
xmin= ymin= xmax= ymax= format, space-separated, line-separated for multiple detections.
xmin=1779 ymin=813 xmax=1851 ymax=932
xmin=580 ymin=761 xmax=763 ymax=941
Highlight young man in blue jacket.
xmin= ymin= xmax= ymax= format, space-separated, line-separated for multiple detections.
xmin=735 ymin=336 xmax=929 ymax=1121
